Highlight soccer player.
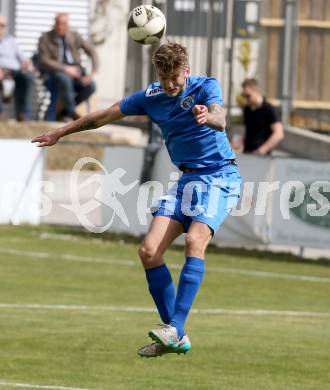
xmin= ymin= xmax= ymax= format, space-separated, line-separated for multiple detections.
xmin=32 ymin=42 xmax=242 ymax=358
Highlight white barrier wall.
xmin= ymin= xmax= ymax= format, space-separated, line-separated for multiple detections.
xmin=214 ymin=154 xmax=273 ymax=246
xmin=101 ymin=147 xmax=274 ymax=245
xmin=102 ymin=145 xmax=146 ymax=235
xmin=271 ymin=158 xmax=330 ymax=248
xmin=4 ymin=141 xmax=327 ymax=250
xmin=0 ymin=139 xmax=45 ymax=225
xmin=101 ymin=146 xmax=330 ymax=249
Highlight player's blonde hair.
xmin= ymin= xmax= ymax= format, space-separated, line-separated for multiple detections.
xmin=152 ymin=42 xmax=189 ymax=74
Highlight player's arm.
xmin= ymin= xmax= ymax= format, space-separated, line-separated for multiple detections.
xmin=254 ymin=121 xmax=284 ymax=156
xmin=192 ymin=103 xmax=226 ymax=131
xmin=31 ymin=102 xmax=125 ymax=147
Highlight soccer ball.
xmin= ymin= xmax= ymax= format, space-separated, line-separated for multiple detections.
xmin=127 ymin=4 xmax=166 ymax=45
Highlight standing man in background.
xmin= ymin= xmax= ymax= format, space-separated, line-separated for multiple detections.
xmin=0 ymin=15 xmax=34 ymax=121
xmin=241 ymin=78 xmax=284 ymax=155
xmin=37 ymin=13 xmax=98 ymax=121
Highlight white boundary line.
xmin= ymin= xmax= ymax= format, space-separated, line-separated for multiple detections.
xmin=0 ymin=248 xmax=135 ymax=266
xmin=0 ymin=381 xmax=89 ymax=390
xmin=0 ymin=247 xmax=329 ymax=284
xmin=0 ymin=303 xmax=329 ymax=318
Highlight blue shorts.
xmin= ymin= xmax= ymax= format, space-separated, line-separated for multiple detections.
xmin=151 ymin=164 xmax=242 ymax=234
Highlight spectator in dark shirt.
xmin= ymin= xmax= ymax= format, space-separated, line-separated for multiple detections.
xmin=241 ymin=78 xmax=284 ymax=155
xmin=37 ymin=13 xmax=98 ymax=121
xmin=0 ymin=15 xmax=34 ymax=121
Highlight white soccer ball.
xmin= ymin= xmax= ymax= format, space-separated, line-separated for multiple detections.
xmin=127 ymin=4 xmax=166 ymax=45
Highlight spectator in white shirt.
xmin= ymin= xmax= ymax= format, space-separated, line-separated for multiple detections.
xmin=0 ymin=15 xmax=34 ymax=121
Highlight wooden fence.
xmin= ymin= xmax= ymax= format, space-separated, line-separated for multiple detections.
xmin=260 ymin=0 xmax=330 ymax=131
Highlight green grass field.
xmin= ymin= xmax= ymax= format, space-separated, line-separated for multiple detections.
xmin=0 ymin=225 xmax=329 ymax=390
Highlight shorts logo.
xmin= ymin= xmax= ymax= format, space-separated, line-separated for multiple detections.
xmin=146 ymin=87 xmax=163 ymax=97
xmin=180 ymin=95 xmax=194 ymax=110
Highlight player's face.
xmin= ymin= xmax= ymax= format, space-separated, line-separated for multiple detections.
xmin=242 ymin=86 xmax=261 ymax=106
xmin=157 ymin=67 xmax=190 ymax=97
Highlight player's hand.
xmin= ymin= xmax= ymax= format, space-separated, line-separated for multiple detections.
xmin=21 ymin=59 xmax=34 ymax=72
xmin=192 ymin=104 xmax=208 ymax=125
xmin=31 ymin=130 xmax=61 ymax=147
xmin=64 ymin=65 xmax=81 ymax=79
xmin=253 ymin=146 xmax=268 ymax=156
xmin=80 ymin=74 xmax=93 ymax=86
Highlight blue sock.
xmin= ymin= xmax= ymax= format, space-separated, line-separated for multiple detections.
xmin=170 ymin=256 xmax=205 ymax=339
xmin=145 ymin=263 xmax=176 ymax=324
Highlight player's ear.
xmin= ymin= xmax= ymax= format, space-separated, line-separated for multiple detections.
xmin=184 ymin=67 xmax=191 ymax=77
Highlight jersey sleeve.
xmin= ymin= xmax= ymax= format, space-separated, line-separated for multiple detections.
xmin=200 ymin=77 xmax=224 ymax=107
xmin=119 ymin=89 xmax=147 ymax=116
xmin=243 ymin=105 xmax=248 ymax=119
xmin=267 ymin=104 xmax=280 ymax=125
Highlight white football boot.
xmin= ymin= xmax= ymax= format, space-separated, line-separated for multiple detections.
xmin=138 ymin=334 xmax=191 ymax=358
xmin=148 ymin=324 xmax=180 ymax=348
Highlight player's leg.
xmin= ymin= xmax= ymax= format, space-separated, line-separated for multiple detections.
xmin=139 ymin=215 xmax=184 ymax=269
xmin=148 ymin=167 xmax=242 ymax=348
xmin=74 ymin=76 xmax=96 ymax=105
xmin=50 ymin=71 xmax=76 ymax=117
xmin=139 ymin=216 xmax=184 ymax=325
xmin=149 ymin=221 xmax=211 ymax=347
xmin=185 ymin=220 xmax=213 ymax=258
xmin=12 ymin=70 xmax=34 ymax=120
xmin=170 ymin=221 xmax=211 ymax=337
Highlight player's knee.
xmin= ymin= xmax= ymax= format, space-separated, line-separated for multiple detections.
xmin=185 ymin=232 xmax=207 ymax=255
xmin=186 ymin=232 xmax=201 ymax=247
xmin=138 ymin=241 xmax=159 ymax=264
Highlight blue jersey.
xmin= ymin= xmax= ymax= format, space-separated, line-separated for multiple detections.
xmin=120 ymin=75 xmax=235 ymax=169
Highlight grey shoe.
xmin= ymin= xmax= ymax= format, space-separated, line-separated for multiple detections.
xmin=138 ymin=335 xmax=191 ymax=358
xmin=148 ymin=324 xmax=180 ymax=348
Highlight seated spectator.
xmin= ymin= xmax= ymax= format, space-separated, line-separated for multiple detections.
xmin=241 ymin=78 xmax=284 ymax=155
xmin=37 ymin=13 xmax=98 ymax=121
xmin=0 ymin=15 xmax=34 ymax=121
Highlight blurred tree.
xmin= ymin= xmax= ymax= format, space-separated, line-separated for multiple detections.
xmin=236 ymin=39 xmax=252 ymax=107
xmin=238 ymin=39 xmax=251 ymax=77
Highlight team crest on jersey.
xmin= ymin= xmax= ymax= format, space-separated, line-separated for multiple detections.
xmin=146 ymin=87 xmax=163 ymax=97
xmin=180 ymin=95 xmax=194 ymax=110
